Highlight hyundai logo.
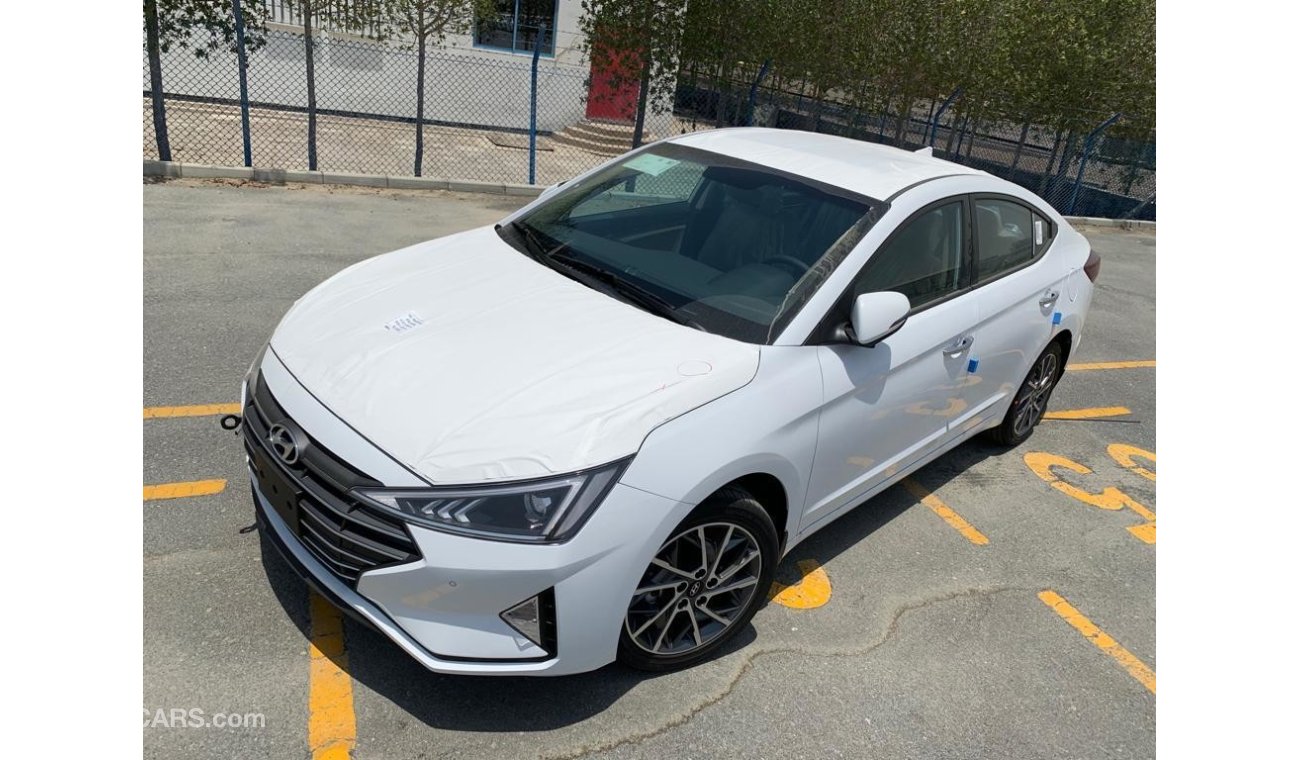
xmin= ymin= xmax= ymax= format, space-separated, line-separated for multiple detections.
xmin=267 ymin=423 xmax=300 ymax=465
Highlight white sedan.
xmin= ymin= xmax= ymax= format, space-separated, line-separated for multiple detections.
xmin=241 ymin=128 xmax=1098 ymax=675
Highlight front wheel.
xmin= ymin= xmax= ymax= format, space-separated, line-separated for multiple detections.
xmin=990 ymin=342 xmax=1063 ymax=447
xmin=617 ymin=488 xmax=778 ymax=672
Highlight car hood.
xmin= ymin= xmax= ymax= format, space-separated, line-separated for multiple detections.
xmin=270 ymin=225 xmax=761 ymax=484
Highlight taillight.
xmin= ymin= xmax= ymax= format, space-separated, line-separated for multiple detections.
xmin=1083 ymin=249 xmax=1101 ymax=283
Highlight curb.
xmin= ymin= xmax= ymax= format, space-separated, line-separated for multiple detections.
xmin=144 ymin=161 xmax=1153 ymax=226
xmin=143 ymin=160 xmax=545 ymax=198
xmin=1062 ymin=215 xmax=1155 ymax=230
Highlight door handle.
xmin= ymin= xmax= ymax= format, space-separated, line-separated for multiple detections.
xmin=943 ymin=335 xmax=973 ymax=355
xmin=1039 ymin=290 xmax=1060 ymax=308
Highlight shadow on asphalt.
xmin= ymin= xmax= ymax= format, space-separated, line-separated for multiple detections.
xmin=770 ymin=436 xmax=1010 ymax=583
xmin=256 ymin=528 xmax=759 ymax=731
xmin=255 ymin=434 xmax=1012 ymax=731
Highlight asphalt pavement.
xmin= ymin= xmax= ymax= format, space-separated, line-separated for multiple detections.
xmin=144 ymin=178 xmax=1156 ymax=759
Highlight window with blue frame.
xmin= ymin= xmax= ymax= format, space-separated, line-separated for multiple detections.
xmin=475 ymin=0 xmax=557 ymax=55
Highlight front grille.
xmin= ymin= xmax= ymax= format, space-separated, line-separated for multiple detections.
xmin=243 ymin=373 xmax=422 ymax=585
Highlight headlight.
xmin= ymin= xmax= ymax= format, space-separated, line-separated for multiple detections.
xmin=353 ymin=459 xmax=629 ymax=543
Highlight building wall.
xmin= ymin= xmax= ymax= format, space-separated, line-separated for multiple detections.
xmin=436 ymin=0 xmax=587 ymax=67
xmin=147 ymin=2 xmax=591 ymax=134
xmin=262 ymin=0 xmax=587 ymax=66
xmin=147 ymin=1 xmax=678 ymax=144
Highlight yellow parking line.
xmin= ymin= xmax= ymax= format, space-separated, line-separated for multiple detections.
xmin=1043 ymin=406 xmax=1131 ymax=420
xmin=308 ymin=591 xmax=357 ymax=760
xmin=143 ymin=479 xmax=227 ymax=501
xmin=1038 ymin=590 xmax=1155 ymax=694
xmin=1065 ymin=360 xmax=1155 ymax=371
xmin=902 ymin=477 xmax=989 ymax=546
xmin=769 ymin=559 xmax=832 ymax=609
xmin=143 ymin=403 xmax=241 ymax=419
xmin=1108 ymin=443 xmax=1156 ymax=482
xmin=1023 ymin=452 xmax=1156 ymax=544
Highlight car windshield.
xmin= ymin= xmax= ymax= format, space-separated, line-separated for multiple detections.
xmin=500 ymin=143 xmax=883 ymax=343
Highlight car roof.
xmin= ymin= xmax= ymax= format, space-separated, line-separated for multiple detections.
xmin=668 ymin=127 xmax=985 ymax=201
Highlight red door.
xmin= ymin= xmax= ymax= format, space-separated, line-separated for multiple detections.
xmin=585 ymin=45 xmax=640 ymax=122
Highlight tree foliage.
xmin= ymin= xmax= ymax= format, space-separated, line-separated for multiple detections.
xmin=583 ymin=0 xmax=1155 ymax=136
xmin=578 ymin=0 xmax=690 ymax=116
xmin=147 ymin=0 xmax=269 ymax=56
xmin=144 ymin=0 xmax=273 ymax=161
xmin=374 ymin=0 xmax=498 ymax=175
xmin=284 ymin=0 xmax=392 ymax=38
xmin=382 ymin=0 xmax=495 ymax=44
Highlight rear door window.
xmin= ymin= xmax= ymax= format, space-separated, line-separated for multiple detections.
xmin=973 ymin=198 xmax=1035 ymax=284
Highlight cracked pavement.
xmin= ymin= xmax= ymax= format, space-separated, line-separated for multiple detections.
xmin=144 ymin=180 xmax=1155 ymax=759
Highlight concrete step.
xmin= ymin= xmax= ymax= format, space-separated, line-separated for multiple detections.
xmin=550 ymin=131 xmax=628 ymax=157
xmin=564 ymin=123 xmax=642 ymax=148
xmin=551 ymin=119 xmax=655 ymax=157
xmin=572 ymin=119 xmax=641 ymax=139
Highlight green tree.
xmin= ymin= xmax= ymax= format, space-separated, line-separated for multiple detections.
xmin=670 ymin=0 xmax=1154 ymax=154
xmin=144 ymin=0 xmax=268 ymax=161
xmin=579 ymin=0 xmax=690 ymax=146
xmin=380 ymin=0 xmax=497 ymax=176
xmin=285 ymin=1 xmax=385 ymax=171
xmin=986 ymin=0 xmax=1156 ymax=190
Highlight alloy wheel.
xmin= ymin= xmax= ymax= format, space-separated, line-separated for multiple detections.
xmin=1012 ymin=350 xmax=1060 ymax=437
xmin=624 ymin=522 xmax=763 ymax=656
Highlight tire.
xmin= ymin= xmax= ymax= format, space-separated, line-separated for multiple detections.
xmin=617 ymin=487 xmax=779 ymax=672
xmin=989 ymin=341 xmax=1064 ymax=447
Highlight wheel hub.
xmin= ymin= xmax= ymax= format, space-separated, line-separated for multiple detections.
xmin=624 ymin=521 xmax=764 ymax=656
xmin=1013 ymin=350 xmax=1059 ymax=436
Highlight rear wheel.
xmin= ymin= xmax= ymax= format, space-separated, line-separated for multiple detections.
xmin=617 ymin=488 xmax=778 ymax=672
xmin=990 ymin=342 xmax=1063 ymax=446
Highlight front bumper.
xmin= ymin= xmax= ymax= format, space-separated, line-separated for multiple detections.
xmin=252 ymin=466 xmax=685 ymax=676
xmin=245 ymin=347 xmax=693 ymax=675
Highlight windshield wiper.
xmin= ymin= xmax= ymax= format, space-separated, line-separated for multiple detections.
xmin=547 ymin=251 xmax=705 ymax=330
xmin=506 ymin=219 xmax=568 ymax=263
xmin=503 ymin=221 xmax=702 ymax=330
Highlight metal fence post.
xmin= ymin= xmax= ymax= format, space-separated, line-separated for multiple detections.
xmin=928 ymin=87 xmax=961 ymax=147
xmin=529 ymin=23 xmax=545 ymax=185
xmin=1120 ymin=192 xmax=1155 ymax=220
xmin=233 ymin=0 xmax=253 ymax=167
xmin=1067 ymin=112 xmax=1122 ymax=215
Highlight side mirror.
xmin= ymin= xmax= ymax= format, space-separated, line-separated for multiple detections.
xmin=848 ymin=291 xmax=910 ymax=346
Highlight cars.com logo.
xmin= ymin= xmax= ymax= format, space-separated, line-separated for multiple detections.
xmin=143 ymin=708 xmax=266 ymax=729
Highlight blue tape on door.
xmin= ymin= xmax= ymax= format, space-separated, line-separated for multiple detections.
xmin=1052 ymin=312 xmax=1063 ymax=325
xmin=967 ymin=358 xmax=979 ymax=373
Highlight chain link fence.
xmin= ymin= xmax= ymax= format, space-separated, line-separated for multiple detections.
xmin=144 ymin=26 xmax=648 ymax=185
xmin=144 ymin=26 xmax=1154 ymax=220
xmin=674 ymin=72 xmax=1155 ymax=220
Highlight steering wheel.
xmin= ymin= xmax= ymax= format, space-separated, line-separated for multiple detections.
xmin=764 ymin=255 xmax=812 ymax=279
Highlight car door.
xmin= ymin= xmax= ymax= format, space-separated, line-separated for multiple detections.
xmin=959 ymin=195 xmax=1070 ymax=436
xmin=800 ymin=198 xmax=981 ymax=532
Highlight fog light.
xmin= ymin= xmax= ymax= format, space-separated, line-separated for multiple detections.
xmin=499 ymin=589 xmax=556 ymax=655
xmin=501 ymin=597 xmax=542 ymax=646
